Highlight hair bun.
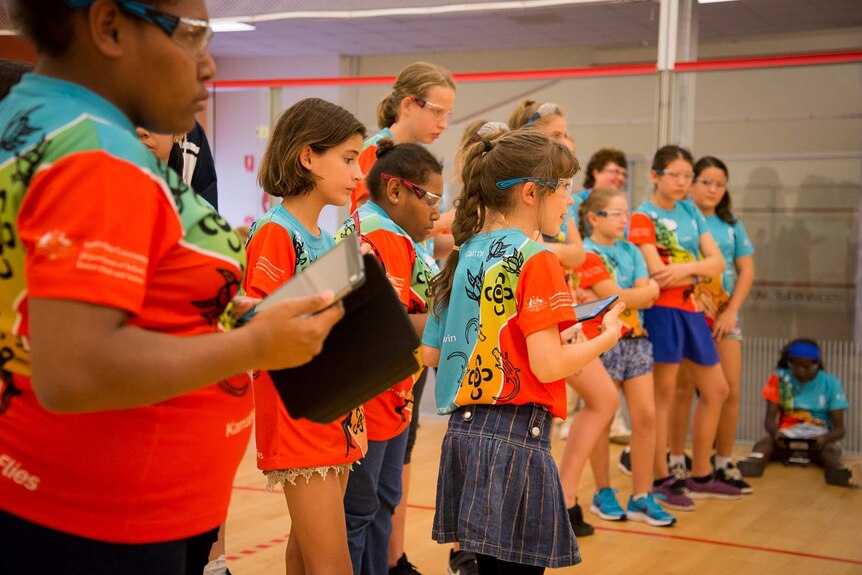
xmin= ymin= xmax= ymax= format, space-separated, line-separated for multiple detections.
xmin=375 ymin=137 xmax=396 ymax=158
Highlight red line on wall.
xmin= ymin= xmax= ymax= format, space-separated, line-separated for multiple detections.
xmin=594 ymin=525 xmax=862 ymax=566
xmin=674 ymin=50 xmax=862 ymax=73
xmin=209 ymin=50 xmax=862 ymax=91
xmin=209 ymin=63 xmax=655 ymax=90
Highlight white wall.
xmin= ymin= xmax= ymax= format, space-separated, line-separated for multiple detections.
xmin=206 ymin=27 xmax=862 ymax=340
xmin=209 ymin=55 xmax=343 ymax=231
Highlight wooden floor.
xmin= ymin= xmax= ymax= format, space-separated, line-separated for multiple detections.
xmin=225 ymin=415 xmax=862 ymax=574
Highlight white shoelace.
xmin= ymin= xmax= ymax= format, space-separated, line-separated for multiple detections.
xmin=724 ymin=466 xmax=744 ymax=481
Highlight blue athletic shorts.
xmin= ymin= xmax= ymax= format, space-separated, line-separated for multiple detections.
xmin=643 ymin=306 xmax=719 ymax=366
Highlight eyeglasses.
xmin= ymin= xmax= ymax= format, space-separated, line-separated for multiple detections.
xmin=601 ymin=167 xmax=628 ymax=179
xmin=381 ymin=173 xmax=442 ymax=209
xmin=694 ymin=178 xmax=728 ymax=191
xmin=496 ymin=177 xmax=572 ymax=195
xmin=525 ymin=102 xmax=559 ymax=125
xmin=595 ymin=209 xmax=629 ymax=219
xmin=656 ymin=169 xmax=694 ymax=182
xmin=66 ymin=0 xmax=213 ymax=59
xmin=411 ymin=97 xmax=453 ymax=121
xmin=788 ymin=359 xmax=819 ymax=372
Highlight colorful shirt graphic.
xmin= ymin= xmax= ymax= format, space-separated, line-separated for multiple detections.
xmin=350 ymin=127 xmax=395 ymax=212
xmin=423 ymin=229 xmax=576 ymax=419
xmin=762 ymin=369 xmax=848 ymax=431
xmin=0 ymin=74 xmax=251 ymax=543
xmin=628 ymin=199 xmax=709 ymax=311
xmin=336 ymin=201 xmax=429 ymax=440
xmin=576 ymin=237 xmax=648 ymax=339
xmin=243 ymin=205 xmax=367 ymax=470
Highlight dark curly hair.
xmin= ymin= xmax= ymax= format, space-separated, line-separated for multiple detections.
xmin=365 ymin=138 xmax=443 ymax=202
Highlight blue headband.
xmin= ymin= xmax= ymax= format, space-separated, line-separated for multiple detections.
xmin=787 ymin=341 xmax=820 ymax=361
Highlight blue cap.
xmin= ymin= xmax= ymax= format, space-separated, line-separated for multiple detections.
xmin=787 ymin=341 xmax=820 ymax=361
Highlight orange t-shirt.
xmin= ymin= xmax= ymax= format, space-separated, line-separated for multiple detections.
xmin=0 ymin=77 xmax=251 ymax=544
xmin=337 ymin=202 xmax=424 ymax=441
xmin=243 ymin=208 xmax=367 ymax=469
xmin=574 ymin=252 xmax=613 ymax=339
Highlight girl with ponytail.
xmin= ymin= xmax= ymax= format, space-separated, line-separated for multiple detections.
xmin=350 ymin=61 xmax=455 ymax=212
xmin=336 ymin=139 xmax=443 ymax=575
xmin=422 ymin=130 xmax=624 ymax=574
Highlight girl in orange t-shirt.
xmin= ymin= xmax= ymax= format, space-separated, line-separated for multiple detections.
xmin=243 ymin=98 xmax=367 ymax=574
xmin=337 ymin=139 xmax=442 ymax=575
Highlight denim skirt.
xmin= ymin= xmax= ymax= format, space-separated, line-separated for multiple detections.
xmin=432 ymin=403 xmax=581 ymax=568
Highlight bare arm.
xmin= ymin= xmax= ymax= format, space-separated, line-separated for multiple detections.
xmin=815 ymin=409 xmax=846 ymax=447
xmin=409 ymin=312 xmax=428 ymax=336
xmin=543 ymin=216 xmax=585 ymax=269
xmin=29 ymin=294 xmax=344 ymax=413
xmin=421 ymin=344 xmax=440 ymax=368
xmin=646 ymin=234 xmax=725 ymax=288
xmin=712 ymin=255 xmax=755 ymax=338
xmin=433 ymin=234 xmax=454 ymax=259
xmin=431 ymin=210 xmax=455 ymax=236
xmin=590 ymin=276 xmax=660 ymax=310
xmin=525 ymin=302 xmax=624 ymax=382
xmin=725 ymin=255 xmax=755 ymax=315
xmin=764 ymin=401 xmax=780 ymax=438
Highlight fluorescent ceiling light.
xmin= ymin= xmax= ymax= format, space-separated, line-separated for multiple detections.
xmin=216 ymin=0 xmax=605 ymax=22
xmin=697 ymin=0 xmax=740 ymax=3
xmin=211 ymin=21 xmax=256 ymax=32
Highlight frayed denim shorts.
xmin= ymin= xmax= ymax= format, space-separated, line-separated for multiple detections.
xmin=433 ymin=403 xmax=581 ymax=569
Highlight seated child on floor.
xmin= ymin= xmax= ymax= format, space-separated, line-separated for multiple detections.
xmin=738 ymin=339 xmax=853 ymax=486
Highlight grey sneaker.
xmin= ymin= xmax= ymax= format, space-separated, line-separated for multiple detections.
xmin=446 ymin=549 xmax=478 ymax=575
xmin=824 ymin=467 xmax=852 ymax=487
xmin=738 ymin=454 xmax=767 ymax=477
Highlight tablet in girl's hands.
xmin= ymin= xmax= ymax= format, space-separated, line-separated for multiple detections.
xmin=237 ymin=234 xmax=365 ymax=325
xmin=574 ymin=294 xmax=619 ymax=322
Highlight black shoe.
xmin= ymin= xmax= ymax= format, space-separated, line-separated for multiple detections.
xmin=738 ymin=456 xmax=766 ymax=478
xmin=568 ymin=502 xmax=594 ymax=537
xmin=714 ymin=463 xmax=753 ymax=494
xmin=389 ymin=553 xmax=422 ymax=575
xmin=446 ymin=548 xmax=478 ymax=575
xmin=618 ymin=446 xmax=632 ymax=476
xmin=825 ymin=467 xmax=852 ymax=487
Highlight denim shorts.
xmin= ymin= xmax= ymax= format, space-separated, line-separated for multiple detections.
xmin=643 ymin=306 xmax=720 ymax=366
xmin=433 ymin=403 xmax=581 ymax=569
xmin=600 ymin=336 xmax=653 ymax=382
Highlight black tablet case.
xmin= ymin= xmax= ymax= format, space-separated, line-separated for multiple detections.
xmin=269 ymin=254 xmax=420 ymax=424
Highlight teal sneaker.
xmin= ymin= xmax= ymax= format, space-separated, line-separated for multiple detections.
xmin=627 ymin=494 xmax=676 ymax=527
xmin=590 ymin=487 xmax=626 ymax=521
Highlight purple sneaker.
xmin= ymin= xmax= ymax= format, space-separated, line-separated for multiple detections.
xmin=686 ymin=477 xmax=742 ymax=500
xmin=650 ymin=476 xmax=694 ymax=511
